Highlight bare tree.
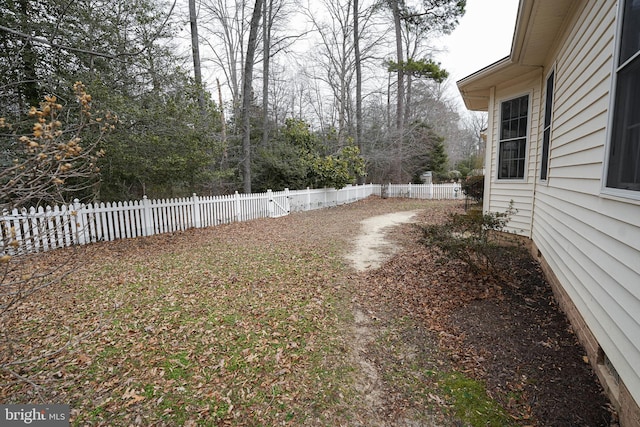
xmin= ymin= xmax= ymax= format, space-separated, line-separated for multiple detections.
xmin=200 ymin=0 xmax=249 ymax=119
xmin=354 ymin=0 xmax=363 ymax=151
xmin=389 ymin=0 xmax=404 ymax=134
xmin=189 ymin=0 xmax=206 ymax=113
xmin=383 ymin=0 xmax=465 ymax=181
xmin=241 ymin=0 xmax=263 ymax=193
xmin=262 ymin=0 xmax=273 ymax=147
xmin=462 ymin=110 xmax=488 ymax=164
xmin=261 ymin=0 xmax=297 ymax=147
xmin=303 ymin=0 xmax=355 ymax=145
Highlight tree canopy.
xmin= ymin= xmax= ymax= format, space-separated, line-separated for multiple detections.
xmin=0 ymin=0 xmax=481 ymax=201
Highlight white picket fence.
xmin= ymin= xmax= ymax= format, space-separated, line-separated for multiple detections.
xmin=0 ymin=182 xmax=461 ymax=255
xmin=382 ymin=182 xmax=462 ymax=199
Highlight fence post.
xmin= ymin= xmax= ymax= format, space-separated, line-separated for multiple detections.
xmin=73 ymin=199 xmax=87 ymax=246
xmin=429 ymin=182 xmax=434 ymax=200
xmin=306 ymin=187 xmax=311 ymax=211
xmin=142 ymin=196 xmax=153 ymax=236
xmin=284 ymin=188 xmax=291 ymax=214
xmin=267 ymin=189 xmax=275 ymax=218
xmin=408 ymin=182 xmax=412 ymax=198
xmin=234 ymin=191 xmax=241 ymax=222
xmin=192 ymin=193 xmax=202 ymax=228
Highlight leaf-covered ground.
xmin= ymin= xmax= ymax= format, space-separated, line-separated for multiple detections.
xmin=1 ymin=198 xmax=613 ymax=426
xmin=354 ymin=205 xmax=614 ymax=426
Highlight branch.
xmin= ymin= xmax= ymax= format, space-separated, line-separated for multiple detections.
xmin=0 ymin=0 xmax=177 ymax=60
xmin=0 ymin=25 xmax=116 ymax=59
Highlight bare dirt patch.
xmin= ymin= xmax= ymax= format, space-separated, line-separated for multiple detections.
xmin=345 ymin=209 xmax=435 ymax=426
xmin=346 ymin=210 xmax=419 ymax=272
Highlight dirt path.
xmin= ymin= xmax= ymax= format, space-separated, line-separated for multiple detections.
xmin=346 ymin=211 xmax=419 ymax=272
xmin=343 ymin=205 xmax=612 ymax=426
xmin=346 ymin=210 xmax=431 ymax=426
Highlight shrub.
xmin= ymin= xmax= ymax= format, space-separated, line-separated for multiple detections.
xmin=421 ymin=201 xmax=523 ymax=283
xmin=461 ymin=175 xmax=484 ymax=203
xmin=1 ymin=83 xmax=114 ymax=391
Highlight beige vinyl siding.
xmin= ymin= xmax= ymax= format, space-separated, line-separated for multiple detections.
xmin=486 ymin=71 xmax=541 ymax=236
xmin=530 ymin=0 xmax=640 ymax=406
xmin=532 ymin=190 xmax=640 ymax=402
xmin=553 ymin=0 xmax=614 ymax=120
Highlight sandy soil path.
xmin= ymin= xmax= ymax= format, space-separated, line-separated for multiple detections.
xmin=346 ymin=210 xmax=420 ymax=272
xmin=346 ymin=210 xmax=427 ymax=426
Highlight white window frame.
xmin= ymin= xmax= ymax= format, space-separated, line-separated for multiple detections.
xmin=496 ymin=93 xmax=531 ymax=182
xmin=602 ymin=0 xmax=640 ymax=201
xmin=540 ymin=67 xmax=556 ymax=182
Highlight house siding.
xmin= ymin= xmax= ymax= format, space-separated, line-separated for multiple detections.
xmin=463 ymin=0 xmax=640 ymax=420
xmin=485 ymin=71 xmax=542 ymax=236
xmin=529 ymin=0 xmax=640 ymax=414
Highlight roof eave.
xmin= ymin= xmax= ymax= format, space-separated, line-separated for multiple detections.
xmin=457 ymin=58 xmax=539 ymax=111
xmin=457 ymin=0 xmax=576 ymax=111
xmin=457 ymin=57 xmax=510 ymax=111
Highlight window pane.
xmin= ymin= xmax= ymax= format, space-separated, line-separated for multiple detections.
xmin=620 ymin=0 xmax=640 ymax=65
xmin=502 ymin=102 xmax=511 ymax=121
xmin=608 ymin=55 xmax=640 ymax=189
xmin=520 ymin=96 xmax=529 ymax=117
xmin=544 ymin=72 xmax=555 ymax=127
xmin=499 ymin=95 xmax=529 ymax=180
xmin=499 ymin=138 xmax=527 ymax=179
xmin=541 ymin=128 xmax=551 ymax=180
xmin=541 ymin=72 xmax=555 ymax=180
xmin=518 ymin=117 xmax=528 ymax=138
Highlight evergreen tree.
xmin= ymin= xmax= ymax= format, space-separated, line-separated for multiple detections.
xmin=428 ymin=138 xmax=449 ymax=182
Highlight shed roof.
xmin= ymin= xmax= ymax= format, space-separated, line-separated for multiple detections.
xmin=457 ymin=0 xmax=576 ymax=111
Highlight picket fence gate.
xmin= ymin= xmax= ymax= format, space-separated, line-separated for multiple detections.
xmin=0 ymin=182 xmax=461 ymax=255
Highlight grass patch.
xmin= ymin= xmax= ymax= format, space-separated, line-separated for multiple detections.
xmin=372 ymin=314 xmax=514 ymax=426
xmin=437 ymin=371 xmax=514 ymax=426
xmin=59 ymin=221 xmax=356 ymax=424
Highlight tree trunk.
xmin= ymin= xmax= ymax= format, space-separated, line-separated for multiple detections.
xmin=262 ymin=0 xmax=271 ymax=148
xmin=391 ymin=0 xmax=404 ymax=182
xmin=404 ymin=72 xmax=412 ymax=126
xmin=217 ymin=78 xmax=228 ymax=166
xmin=189 ymin=0 xmax=206 ymax=113
xmin=391 ymin=0 xmax=404 ymax=132
xmin=242 ymin=0 xmax=263 ymax=193
xmin=354 ymin=0 xmax=362 ymax=151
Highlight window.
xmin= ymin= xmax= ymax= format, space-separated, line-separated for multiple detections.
xmin=607 ymin=0 xmax=640 ymax=191
xmin=498 ymin=95 xmax=529 ymax=179
xmin=541 ymin=71 xmax=555 ymax=180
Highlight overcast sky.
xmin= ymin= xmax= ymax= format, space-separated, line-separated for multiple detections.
xmin=433 ymin=0 xmax=520 ymax=110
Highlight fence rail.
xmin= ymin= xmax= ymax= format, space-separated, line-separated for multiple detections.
xmin=1 ymin=183 xmax=461 ymax=255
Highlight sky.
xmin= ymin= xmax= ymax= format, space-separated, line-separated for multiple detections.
xmin=433 ymin=0 xmax=520 ymax=110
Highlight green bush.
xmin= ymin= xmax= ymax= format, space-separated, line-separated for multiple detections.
xmin=421 ymin=201 xmax=522 ymax=282
xmin=461 ymin=175 xmax=484 ymax=202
